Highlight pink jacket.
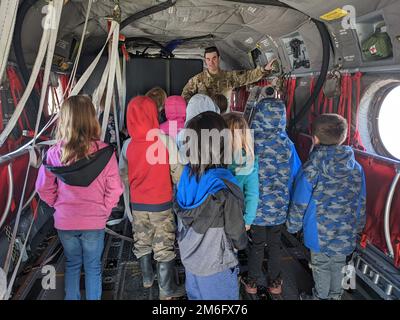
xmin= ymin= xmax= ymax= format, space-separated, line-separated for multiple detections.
xmin=159 ymin=95 xmax=186 ymax=138
xmin=35 ymin=141 xmax=123 ymax=230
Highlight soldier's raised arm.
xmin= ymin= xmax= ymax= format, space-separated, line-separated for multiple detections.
xmin=181 ymin=75 xmax=199 ymax=102
xmin=228 ymin=58 xmax=277 ymax=88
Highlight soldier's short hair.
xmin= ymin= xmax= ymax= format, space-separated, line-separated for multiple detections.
xmin=204 ymin=46 xmax=220 ymax=57
xmin=312 ymin=114 xmax=348 ymax=146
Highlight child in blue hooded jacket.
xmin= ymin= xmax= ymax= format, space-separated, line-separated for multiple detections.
xmin=287 ymin=114 xmax=366 ymax=300
xmin=223 ymin=112 xmax=259 ymax=230
xmin=174 ymin=111 xmax=247 ymax=300
xmin=241 ymin=98 xmax=301 ymax=295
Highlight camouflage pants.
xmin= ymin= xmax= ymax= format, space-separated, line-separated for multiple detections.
xmin=131 ymin=209 xmax=176 ymax=262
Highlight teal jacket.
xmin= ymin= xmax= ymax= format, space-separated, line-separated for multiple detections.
xmin=228 ymin=155 xmax=259 ymax=226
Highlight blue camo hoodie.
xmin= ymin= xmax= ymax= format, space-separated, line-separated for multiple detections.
xmin=175 ymin=166 xmax=247 ymax=276
xmin=286 ymin=145 xmax=367 ymax=256
xmin=251 ymin=98 xmax=302 ymax=226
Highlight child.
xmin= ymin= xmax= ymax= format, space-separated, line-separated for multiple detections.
xmin=36 ymin=95 xmax=123 ymax=300
xmin=98 ymin=90 xmax=117 ymax=146
xmin=287 ymin=114 xmax=366 ymax=300
xmin=222 ymin=112 xmax=259 ymax=231
xmin=175 ymin=111 xmax=247 ymax=300
xmin=159 ymin=95 xmax=186 ymax=139
xmin=213 ymin=93 xmax=229 ymax=114
xmin=176 ymin=93 xmax=219 ymax=153
xmin=146 ymin=87 xmax=168 ymax=124
xmin=124 ymin=96 xmax=184 ymax=299
xmin=241 ymin=98 xmax=301 ymax=295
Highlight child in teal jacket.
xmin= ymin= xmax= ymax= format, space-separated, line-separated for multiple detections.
xmin=223 ymin=112 xmax=259 ymax=230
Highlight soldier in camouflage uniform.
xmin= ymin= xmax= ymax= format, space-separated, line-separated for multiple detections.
xmin=286 ymin=114 xmax=366 ymax=300
xmin=241 ymin=98 xmax=301 ymax=296
xmin=181 ymin=46 xmax=276 ymax=103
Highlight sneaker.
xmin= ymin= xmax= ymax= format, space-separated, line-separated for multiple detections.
xmin=240 ymin=276 xmax=257 ymax=295
xmin=267 ymin=278 xmax=283 ymax=295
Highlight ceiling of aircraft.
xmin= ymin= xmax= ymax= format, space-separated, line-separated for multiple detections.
xmin=17 ymin=0 xmax=400 ymax=71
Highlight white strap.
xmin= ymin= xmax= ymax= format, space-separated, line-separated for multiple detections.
xmin=33 ymin=0 xmax=63 ymax=145
xmin=120 ymin=57 xmax=127 ymax=131
xmin=70 ymin=22 xmax=116 ymax=96
xmin=101 ymin=21 xmax=120 ymax=141
xmin=0 ymin=0 xmax=19 ymax=84
xmin=0 ymin=267 xmax=6 ymax=300
xmin=112 ymin=95 xmax=121 ymax=156
xmin=92 ymin=58 xmax=110 ymax=113
xmin=0 ymin=13 xmax=51 ymax=147
xmin=115 ymin=56 xmax=124 ymax=130
xmin=66 ymin=0 xmax=92 ymax=96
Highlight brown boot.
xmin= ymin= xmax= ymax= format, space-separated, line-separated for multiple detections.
xmin=267 ymin=278 xmax=283 ymax=295
xmin=240 ymin=276 xmax=257 ymax=295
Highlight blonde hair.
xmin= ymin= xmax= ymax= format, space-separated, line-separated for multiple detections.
xmin=145 ymin=87 xmax=167 ymax=111
xmin=222 ymin=112 xmax=254 ymax=165
xmin=56 ymin=95 xmax=101 ymax=164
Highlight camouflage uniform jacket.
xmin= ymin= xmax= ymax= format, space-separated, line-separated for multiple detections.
xmin=181 ymin=66 xmax=269 ymax=102
xmin=286 ymin=145 xmax=367 ymax=256
xmin=252 ymin=98 xmax=302 ymax=227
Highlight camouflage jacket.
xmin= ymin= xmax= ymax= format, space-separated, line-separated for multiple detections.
xmin=251 ymin=98 xmax=302 ymax=226
xmin=181 ymin=67 xmax=269 ymax=102
xmin=286 ymin=145 xmax=366 ymax=256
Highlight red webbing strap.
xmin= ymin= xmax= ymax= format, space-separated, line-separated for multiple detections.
xmin=118 ymin=33 xmax=130 ymax=62
xmin=338 ymin=74 xmax=348 ymax=117
xmin=6 ymin=67 xmax=25 ymax=132
xmin=395 ymin=240 xmax=400 ymax=268
xmin=352 ymin=72 xmax=364 ymax=148
xmin=308 ymin=76 xmax=315 ymax=134
xmin=317 ymin=88 xmax=324 ymax=115
xmin=59 ymin=74 xmax=69 ymax=95
xmin=360 ymin=233 xmax=368 ymax=249
xmin=230 ymin=90 xmax=235 ymax=111
xmin=31 ymin=197 xmax=39 ymax=219
xmin=328 ymin=98 xmax=334 ymax=113
xmin=346 ymin=74 xmax=353 ymax=145
xmin=0 ymin=93 xmax=3 ymax=132
xmin=322 ymin=95 xmax=328 ymax=114
xmin=286 ymin=77 xmax=296 ymax=121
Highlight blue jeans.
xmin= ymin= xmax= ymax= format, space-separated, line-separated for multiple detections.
xmin=310 ymin=251 xmax=346 ymax=300
xmin=58 ymin=229 xmax=105 ymax=300
xmin=185 ymin=267 xmax=239 ymax=300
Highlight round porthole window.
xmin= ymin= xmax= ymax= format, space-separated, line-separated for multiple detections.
xmin=358 ymin=81 xmax=400 ymax=160
xmin=376 ymin=86 xmax=400 ymax=159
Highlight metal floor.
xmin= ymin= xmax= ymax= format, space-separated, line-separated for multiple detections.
xmin=13 ymin=220 xmax=368 ymax=300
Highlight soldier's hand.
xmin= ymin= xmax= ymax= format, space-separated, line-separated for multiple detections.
xmin=264 ymin=58 xmax=278 ymax=72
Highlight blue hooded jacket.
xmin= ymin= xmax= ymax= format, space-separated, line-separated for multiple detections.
xmin=175 ymin=166 xmax=247 ymax=276
xmin=286 ymin=145 xmax=367 ymax=256
xmin=251 ymin=98 xmax=302 ymax=226
xmin=177 ymin=166 xmax=239 ymax=209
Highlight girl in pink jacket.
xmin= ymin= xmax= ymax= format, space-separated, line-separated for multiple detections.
xmin=36 ymin=95 xmax=123 ymax=300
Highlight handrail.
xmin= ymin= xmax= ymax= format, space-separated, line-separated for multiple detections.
xmin=0 ymin=139 xmax=54 ymax=167
xmin=0 ymin=164 xmax=14 ymax=230
xmin=384 ymin=169 xmax=400 ymax=258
